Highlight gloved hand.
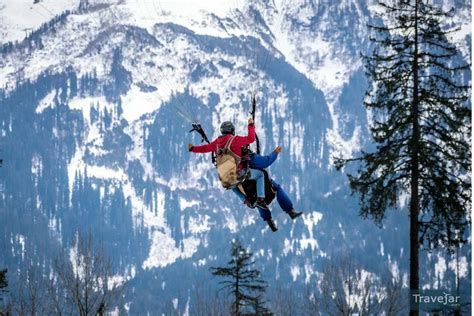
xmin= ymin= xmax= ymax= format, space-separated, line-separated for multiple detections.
xmin=248 ymin=117 xmax=254 ymax=125
xmin=188 ymin=144 xmax=194 ymax=152
xmin=274 ymin=146 xmax=282 ymax=154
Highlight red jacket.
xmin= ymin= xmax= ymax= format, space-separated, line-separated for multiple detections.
xmin=191 ymin=124 xmax=256 ymax=158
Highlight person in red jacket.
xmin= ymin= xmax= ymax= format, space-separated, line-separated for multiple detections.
xmin=188 ymin=118 xmax=276 ymax=230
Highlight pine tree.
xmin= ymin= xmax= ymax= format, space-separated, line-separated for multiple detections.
xmin=335 ymin=1 xmax=470 ymax=315
xmin=210 ymin=240 xmax=272 ymax=316
xmin=250 ymin=293 xmax=272 ymax=316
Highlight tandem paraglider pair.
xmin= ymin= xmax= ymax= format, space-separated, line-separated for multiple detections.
xmin=187 ymin=97 xmax=302 ymax=232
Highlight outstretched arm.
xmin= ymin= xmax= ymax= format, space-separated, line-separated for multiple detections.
xmin=250 ymin=146 xmax=282 ymax=169
xmin=189 ymin=140 xmax=217 ymax=153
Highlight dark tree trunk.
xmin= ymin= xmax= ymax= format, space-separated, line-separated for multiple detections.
xmin=410 ymin=0 xmax=420 ymax=315
xmin=235 ymin=275 xmax=240 ymax=316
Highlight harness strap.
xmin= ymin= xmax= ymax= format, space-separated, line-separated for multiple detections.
xmin=237 ymin=184 xmax=246 ymax=196
xmin=224 ymin=136 xmax=236 ymax=151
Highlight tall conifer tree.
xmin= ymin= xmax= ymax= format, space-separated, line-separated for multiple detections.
xmin=336 ymin=1 xmax=470 ymax=314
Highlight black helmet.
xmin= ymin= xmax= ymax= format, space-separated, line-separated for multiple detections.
xmin=220 ymin=121 xmax=235 ymax=135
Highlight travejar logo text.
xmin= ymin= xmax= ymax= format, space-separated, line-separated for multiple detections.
xmin=412 ymin=292 xmax=460 ymax=305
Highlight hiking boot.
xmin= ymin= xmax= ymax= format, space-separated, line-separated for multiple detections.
xmin=266 ymin=218 xmax=278 ymax=232
xmin=243 ymin=198 xmax=255 ymax=209
xmin=287 ymin=209 xmax=303 ymax=220
xmin=255 ymin=198 xmax=270 ymax=210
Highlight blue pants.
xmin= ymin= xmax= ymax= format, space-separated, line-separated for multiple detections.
xmin=271 ymin=180 xmax=293 ymax=213
xmin=232 ymin=178 xmax=294 ymax=221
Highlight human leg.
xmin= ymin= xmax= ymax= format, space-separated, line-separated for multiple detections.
xmin=271 ymin=179 xmax=302 ymax=220
xmin=257 ymin=207 xmax=272 ymax=221
xmin=271 ymin=180 xmax=293 ymax=213
xmin=248 ymin=168 xmax=265 ymax=198
xmin=231 ymin=187 xmax=246 ymax=202
xmin=256 ymin=207 xmax=277 ymax=232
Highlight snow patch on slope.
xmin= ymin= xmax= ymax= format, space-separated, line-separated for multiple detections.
xmin=299 ymin=211 xmax=323 ymax=252
xmin=0 ymin=0 xmax=79 ymax=44
xmin=143 ymin=230 xmax=201 ymax=269
xmin=120 ymin=85 xmax=165 ymax=122
xmin=36 ymin=90 xmax=56 ymax=113
xmin=143 ymin=230 xmax=179 ymax=269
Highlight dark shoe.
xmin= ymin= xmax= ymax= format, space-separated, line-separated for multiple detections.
xmin=266 ymin=218 xmax=278 ymax=232
xmin=287 ymin=209 xmax=303 ymax=220
xmin=243 ymin=198 xmax=255 ymax=209
xmin=255 ymin=198 xmax=270 ymax=210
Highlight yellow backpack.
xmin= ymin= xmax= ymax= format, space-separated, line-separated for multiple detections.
xmin=216 ymin=136 xmax=245 ymax=189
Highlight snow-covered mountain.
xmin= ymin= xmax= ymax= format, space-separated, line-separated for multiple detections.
xmin=0 ymin=0 xmax=470 ymax=314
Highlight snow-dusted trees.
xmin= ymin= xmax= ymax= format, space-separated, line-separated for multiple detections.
xmin=8 ymin=232 xmax=122 ymax=315
xmin=51 ymin=232 xmax=122 ymax=316
xmin=318 ymin=258 xmax=406 ymax=315
xmin=336 ymin=1 xmax=470 ymax=314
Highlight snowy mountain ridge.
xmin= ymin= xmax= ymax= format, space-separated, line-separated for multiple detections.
xmin=1 ymin=0 xmax=373 ymax=162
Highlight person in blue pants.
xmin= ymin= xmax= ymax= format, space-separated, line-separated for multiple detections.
xmin=233 ymin=146 xmax=303 ymax=232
